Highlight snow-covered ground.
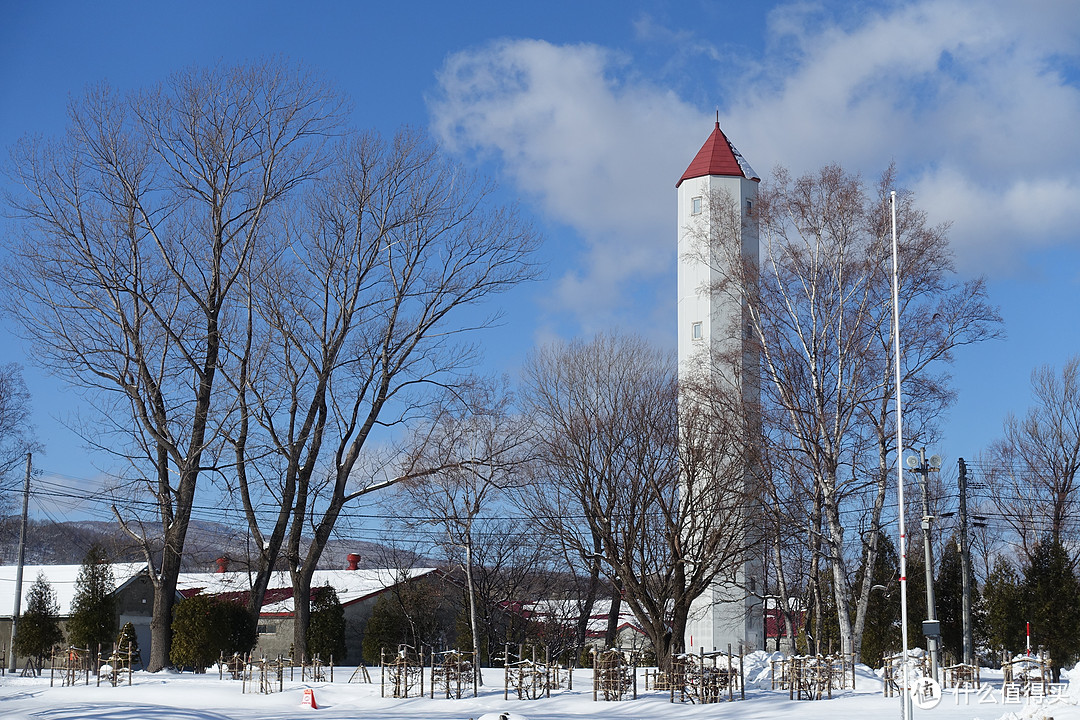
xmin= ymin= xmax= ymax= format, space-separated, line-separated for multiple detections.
xmin=1 ymin=652 xmax=1076 ymax=720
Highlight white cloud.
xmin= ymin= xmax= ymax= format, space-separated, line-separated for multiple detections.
xmin=735 ymin=0 xmax=1080 ymax=270
xmin=428 ymin=2 xmax=1080 ymax=336
xmin=913 ymin=168 xmax=1080 ymax=271
xmin=430 ymin=39 xmax=706 ymax=341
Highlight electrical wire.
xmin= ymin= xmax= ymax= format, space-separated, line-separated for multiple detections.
xmin=14 ymin=459 xmax=1077 ymax=554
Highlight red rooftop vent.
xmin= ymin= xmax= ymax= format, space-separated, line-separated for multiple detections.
xmin=346 ymin=553 xmax=361 ymax=571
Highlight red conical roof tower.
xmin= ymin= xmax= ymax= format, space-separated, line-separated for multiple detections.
xmin=676 ymin=121 xmax=759 ymax=187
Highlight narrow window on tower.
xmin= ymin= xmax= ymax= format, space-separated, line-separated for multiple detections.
xmin=746 ymin=199 xmax=753 ymax=216
xmin=691 ymin=196 xmax=702 ymax=215
xmin=692 ymin=322 xmax=703 ymax=341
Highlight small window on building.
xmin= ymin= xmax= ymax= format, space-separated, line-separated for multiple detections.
xmin=692 ymin=322 xmax=703 ymax=341
xmin=257 ymin=623 xmax=276 ymax=635
xmin=746 ymin=200 xmax=753 ymax=216
xmin=691 ymin=196 xmax=702 ymax=215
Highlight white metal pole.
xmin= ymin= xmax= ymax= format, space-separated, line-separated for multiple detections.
xmin=890 ymin=192 xmax=912 ymax=720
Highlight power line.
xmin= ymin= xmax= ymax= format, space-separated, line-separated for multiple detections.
xmin=20 ymin=462 xmax=1080 ymax=554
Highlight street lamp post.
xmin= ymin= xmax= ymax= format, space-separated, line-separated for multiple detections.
xmin=907 ymin=448 xmax=942 ymax=683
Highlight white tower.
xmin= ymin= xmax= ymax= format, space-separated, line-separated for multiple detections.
xmin=677 ymin=121 xmax=763 ymax=652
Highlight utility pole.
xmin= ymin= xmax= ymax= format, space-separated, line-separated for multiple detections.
xmin=8 ymin=453 xmax=31 ymax=673
xmin=908 ymin=448 xmax=942 ymax=683
xmin=958 ymin=458 xmax=973 ymax=666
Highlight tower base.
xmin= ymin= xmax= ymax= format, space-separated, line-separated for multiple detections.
xmin=685 ymin=580 xmax=762 ymax=654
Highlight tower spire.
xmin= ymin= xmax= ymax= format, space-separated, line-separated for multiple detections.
xmin=676 ymin=121 xmax=759 ymax=187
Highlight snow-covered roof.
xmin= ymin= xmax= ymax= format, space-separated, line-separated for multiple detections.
xmin=0 ymin=564 xmax=439 ymax=619
xmin=518 ymin=598 xmax=645 ymax=638
xmin=175 ymin=568 xmax=439 ymax=616
xmin=0 ymin=563 xmax=147 ymax=618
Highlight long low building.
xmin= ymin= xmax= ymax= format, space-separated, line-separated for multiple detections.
xmin=514 ymin=598 xmax=650 ymax=652
xmin=175 ymin=561 xmax=440 ymax=664
xmin=0 ymin=558 xmax=439 ymax=669
xmin=0 ymin=563 xmax=151 ymax=668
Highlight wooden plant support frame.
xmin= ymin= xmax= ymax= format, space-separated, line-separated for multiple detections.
xmin=380 ymin=645 xmax=425 ymax=699
xmin=778 ymin=652 xmax=854 ymax=701
xmin=50 ymin=646 xmax=90 ymax=687
xmin=882 ymin=651 xmax=928 ymax=698
xmin=98 ymin=641 xmax=136 ymax=687
xmin=655 ymin=644 xmax=747 ymax=703
xmin=591 ymin=648 xmax=636 ymax=702
xmin=431 ymin=649 xmax=477 ymax=699
xmin=502 ymin=643 xmax=564 ymax=700
xmin=240 ymin=655 xmax=287 ymax=695
xmin=941 ymin=662 xmax=980 ymax=689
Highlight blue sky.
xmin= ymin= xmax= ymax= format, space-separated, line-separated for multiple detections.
xmin=2 ymin=0 xmax=1080 ymax=518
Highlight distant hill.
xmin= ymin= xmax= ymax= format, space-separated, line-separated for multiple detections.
xmin=0 ymin=516 xmax=430 ymax=571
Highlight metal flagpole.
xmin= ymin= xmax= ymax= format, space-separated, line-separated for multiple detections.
xmin=890 ymin=192 xmax=912 ymax=720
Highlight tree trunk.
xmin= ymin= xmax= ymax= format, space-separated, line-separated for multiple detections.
xmin=576 ymin=559 xmax=601 ymax=651
xmin=146 ymin=460 xmax=199 ymax=672
xmin=811 ymin=574 xmax=822 ymax=656
xmin=464 ymin=535 xmax=484 ymax=685
xmin=849 ymin=459 xmax=891 ymax=663
xmin=824 ymin=491 xmax=855 ymax=657
xmin=641 ymin=617 xmax=675 ymax=674
xmin=292 ymin=572 xmax=311 ymax=662
xmin=147 ymin=577 xmax=170 ymax=672
xmin=604 ymin=579 xmax=622 ymax=648
xmin=668 ymin=600 xmax=689 ymax=657
xmin=147 ymin=541 xmax=184 ymax=672
xmin=809 ymin=487 xmax=823 ymax=656
xmin=772 ymin=531 xmax=797 ymax=652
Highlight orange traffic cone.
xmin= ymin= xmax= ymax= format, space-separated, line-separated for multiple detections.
xmin=302 ymin=688 xmax=318 ymax=709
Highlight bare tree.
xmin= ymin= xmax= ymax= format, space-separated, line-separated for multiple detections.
xmin=220 ymin=129 xmax=539 ymax=659
xmin=3 ymin=61 xmax=344 ymax=670
xmin=519 ymin=334 xmax=754 ymax=669
xmin=511 ymin=505 xmax=608 ymax=658
xmin=986 ymin=357 xmax=1080 ymax=561
xmin=721 ymin=166 xmax=884 ymax=659
xmin=758 ymin=439 xmax=818 ymax=651
xmin=0 ymin=364 xmax=38 ymax=488
xmin=695 ymin=164 xmax=999 ymax=660
xmin=515 ymin=473 xmax=607 ymax=656
xmin=454 ymin=517 xmax=554 ymax=662
xmin=0 ymin=364 xmax=37 ymax=549
xmin=395 ymin=379 xmax=532 ymax=682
